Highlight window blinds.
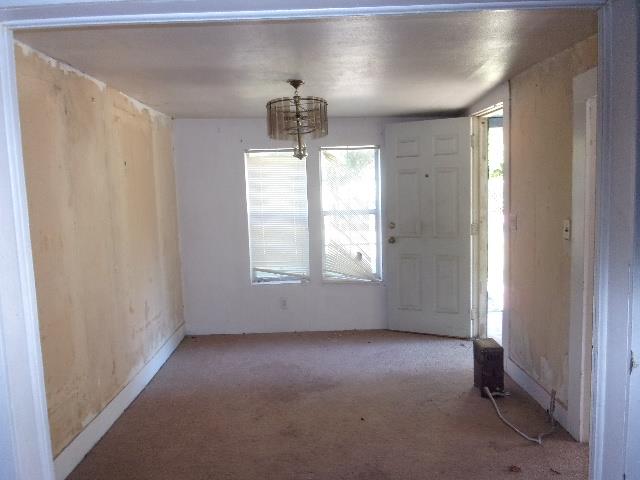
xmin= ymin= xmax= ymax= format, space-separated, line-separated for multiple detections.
xmin=245 ymin=150 xmax=310 ymax=283
xmin=320 ymin=147 xmax=381 ymax=281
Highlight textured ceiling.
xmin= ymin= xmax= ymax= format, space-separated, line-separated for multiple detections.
xmin=16 ymin=9 xmax=597 ymax=118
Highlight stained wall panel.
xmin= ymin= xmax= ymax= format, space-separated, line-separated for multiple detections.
xmin=16 ymin=43 xmax=184 ymax=456
xmin=509 ymin=35 xmax=597 ymax=405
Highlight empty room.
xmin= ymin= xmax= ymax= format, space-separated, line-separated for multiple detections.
xmin=0 ymin=2 xmax=638 ymax=480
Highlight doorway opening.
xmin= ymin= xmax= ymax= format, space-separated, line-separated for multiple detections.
xmin=472 ymin=105 xmax=505 ymax=344
xmin=486 ymin=112 xmax=505 ymax=344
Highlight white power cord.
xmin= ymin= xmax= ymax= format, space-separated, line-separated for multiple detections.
xmin=483 ymin=387 xmax=556 ymax=445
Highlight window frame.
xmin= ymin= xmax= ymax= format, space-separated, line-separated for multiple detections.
xmin=319 ymin=145 xmax=383 ymax=284
xmin=244 ymin=148 xmax=310 ymax=285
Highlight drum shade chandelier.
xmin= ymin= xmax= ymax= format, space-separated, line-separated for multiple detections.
xmin=266 ymin=80 xmax=328 ymax=159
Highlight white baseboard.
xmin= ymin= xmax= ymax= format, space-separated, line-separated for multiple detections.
xmin=506 ymin=356 xmax=569 ymax=430
xmin=53 ymin=324 xmax=185 ymax=480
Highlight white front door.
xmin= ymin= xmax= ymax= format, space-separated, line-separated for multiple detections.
xmin=385 ymin=118 xmax=472 ymax=338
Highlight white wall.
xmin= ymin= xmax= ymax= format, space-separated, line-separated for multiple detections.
xmin=175 ymin=117 xmax=412 ymax=335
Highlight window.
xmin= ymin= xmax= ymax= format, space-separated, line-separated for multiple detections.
xmin=245 ymin=150 xmax=309 ymax=283
xmin=320 ymin=146 xmax=382 ymax=281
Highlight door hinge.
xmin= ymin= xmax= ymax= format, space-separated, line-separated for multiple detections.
xmin=631 ymin=350 xmax=639 ymax=374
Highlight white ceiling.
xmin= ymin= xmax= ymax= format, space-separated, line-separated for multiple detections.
xmin=16 ymin=9 xmax=597 ymax=118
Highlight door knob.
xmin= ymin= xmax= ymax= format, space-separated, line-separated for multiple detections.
xmin=388 ymin=236 xmax=396 ymax=244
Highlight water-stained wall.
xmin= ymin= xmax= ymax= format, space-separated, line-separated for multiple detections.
xmin=15 ymin=43 xmax=184 ymax=456
xmin=509 ymin=35 xmax=597 ymax=405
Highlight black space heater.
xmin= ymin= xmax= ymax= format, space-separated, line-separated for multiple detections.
xmin=473 ymin=338 xmax=504 ymax=397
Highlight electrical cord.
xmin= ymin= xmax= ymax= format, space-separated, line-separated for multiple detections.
xmin=483 ymin=387 xmax=556 ymax=445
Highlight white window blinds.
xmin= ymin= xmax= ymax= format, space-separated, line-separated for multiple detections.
xmin=245 ymin=150 xmax=310 ymax=283
xmin=320 ymin=147 xmax=382 ymax=282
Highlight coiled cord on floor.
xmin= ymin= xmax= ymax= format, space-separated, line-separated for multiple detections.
xmin=483 ymin=387 xmax=556 ymax=445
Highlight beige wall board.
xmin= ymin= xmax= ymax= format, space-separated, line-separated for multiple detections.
xmin=508 ymin=35 xmax=597 ymax=405
xmin=16 ymin=43 xmax=183 ymax=456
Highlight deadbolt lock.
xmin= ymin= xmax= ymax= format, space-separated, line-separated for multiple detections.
xmin=389 ymin=221 xmax=396 ymax=230
xmin=388 ymin=236 xmax=396 ymax=244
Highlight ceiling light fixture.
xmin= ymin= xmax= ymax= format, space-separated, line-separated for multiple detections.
xmin=266 ymin=80 xmax=328 ymax=159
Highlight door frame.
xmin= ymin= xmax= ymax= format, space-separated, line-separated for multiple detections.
xmin=471 ymin=101 xmax=506 ymax=341
xmin=471 ymin=115 xmax=488 ymax=339
xmin=0 ymin=1 xmax=636 ymax=480
xmin=567 ymin=67 xmax=597 ymax=442
xmin=589 ymin=3 xmax=638 ymax=478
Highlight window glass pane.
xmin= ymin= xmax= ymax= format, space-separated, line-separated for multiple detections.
xmin=245 ymin=150 xmax=309 ymax=283
xmin=321 ymin=147 xmax=381 ymax=281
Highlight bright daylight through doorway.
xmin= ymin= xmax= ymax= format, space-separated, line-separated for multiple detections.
xmin=486 ymin=111 xmax=504 ymax=344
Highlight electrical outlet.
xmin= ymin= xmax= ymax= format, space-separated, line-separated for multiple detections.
xmin=563 ymin=219 xmax=571 ymax=240
xmin=279 ymin=297 xmax=288 ymax=310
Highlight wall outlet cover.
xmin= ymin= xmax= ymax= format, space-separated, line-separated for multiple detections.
xmin=563 ymin=219 xmax=571 ymax=240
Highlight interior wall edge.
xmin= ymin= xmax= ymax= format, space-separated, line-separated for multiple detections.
xmin=0 ymin=25 xmax=55 ymax=480
xmin=590 ymin=0 xmax=638 ymax=477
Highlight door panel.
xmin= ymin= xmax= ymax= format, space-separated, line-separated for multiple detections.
xmin=435 ymin=255 xmax=459 ymax=314
xmin=385 ymin=118 xmax=471 ymax=338
xmin=434 ymin=167 xmax=459 ymax=238
xmin=397 ymin=169 xmax=421 ymax=236
xmin=398 ymin=254 xmax=422 ymax=310
xmin=396 ymin=137 xmax=420 ymax=157
xmin=434 ymin=134 xmax=459 ymax=155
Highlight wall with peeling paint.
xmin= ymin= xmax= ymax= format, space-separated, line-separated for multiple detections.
xmin=509 ymin=35 xmax=597 ymax=405
xmin=15 ymin=43 xmax=184 ymax=456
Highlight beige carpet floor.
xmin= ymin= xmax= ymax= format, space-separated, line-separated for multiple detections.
xmin=68 ymin=330 xmax=588 ymax=479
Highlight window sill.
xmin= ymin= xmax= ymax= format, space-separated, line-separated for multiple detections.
xmin=321 ymin=279 xmax=384 ymax=286
xmin=251 ymin=280 xmax=309 ymax=286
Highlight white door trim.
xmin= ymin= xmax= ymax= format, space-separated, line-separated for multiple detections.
xmin=627 ymin=131 xmax=640 ymax=478
xmin=568 ymin=67 xmax=597 ymax=442
xmin=0 ymin=2 xmax=635 ymax=480
xmin=590 ymin=1 xmax=638 ymax=479
xmin=0 ymin=24 xmax=55 ymax=480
